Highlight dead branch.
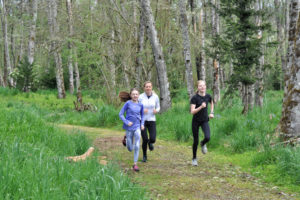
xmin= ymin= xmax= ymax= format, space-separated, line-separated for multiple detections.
xmin=66 ymin=147 xmax=95 ymax=162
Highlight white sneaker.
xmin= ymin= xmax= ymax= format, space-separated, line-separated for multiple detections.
xmin=192 ymin=159 xmax=198 ymax=166
xmin=201 ymin=144 xmax=208 ymax=154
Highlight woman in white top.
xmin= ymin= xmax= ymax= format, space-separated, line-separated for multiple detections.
xmin=138 ymin=81 xmax=160 ymax=162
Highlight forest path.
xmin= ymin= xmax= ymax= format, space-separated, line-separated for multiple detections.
xmin=59 ymin=124 xmax=297 ymax=200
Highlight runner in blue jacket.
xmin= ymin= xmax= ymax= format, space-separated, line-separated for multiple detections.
xmin=119 ymin=88 xmax=145 ymax=172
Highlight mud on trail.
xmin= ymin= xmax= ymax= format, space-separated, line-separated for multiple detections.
xmin=59 ymin=124 xmax=298 ymax=200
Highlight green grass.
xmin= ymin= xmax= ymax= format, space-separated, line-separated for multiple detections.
xmin=0 ymin=87 xmax=299 ymax=196
xmin=0 ymin=89 xmax=147 ymax=199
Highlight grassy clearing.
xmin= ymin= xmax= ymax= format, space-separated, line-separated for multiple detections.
xmin=0 ymin=87 xmax=299 ymax=196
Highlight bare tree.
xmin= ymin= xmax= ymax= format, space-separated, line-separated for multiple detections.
xmin=47 ymin=0 xmax=66 ymax=98
xmin=198 ymin=2 xmax=206 ymax=81
xmin=212 ymin=0 xmax=220 ymax=103
xmin=179 ymin=0 xmax=194 ymax=99
xmin=28 ymin=0 xmax=37 ymax=66
xmin=280 ymin=0 xmax=300 ymax=139
xmin=275 ymin=0 xmax=287 ymax=80
xmin=135 ymin=0 xmax=145 ymax=89
xmin=255 ymin=0 xmax=264 ymax=107
xmin=140 ymin=0 xmax=171 ymax=112
xmin=66 ymin=0 xmax=74 ymax=94
xmin=1 ymin=0 xmax=14 ymax=87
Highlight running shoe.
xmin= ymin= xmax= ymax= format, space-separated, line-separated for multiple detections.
xmin=201 ymin=144 xmax=208 ymax=154
xmin=149 ymin=143 xmax=154 ymax=151
xmin=133 ymin=164 xmax=140 ymax=172
xmin=192 ymin=159 xmax=198 ymax=166
xmin=122 ymin=135 xmax=126 ymax=147
xmin=142 ymin=156 xmax=147 ymax=162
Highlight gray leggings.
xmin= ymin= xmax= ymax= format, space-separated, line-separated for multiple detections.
xmin=126 ymin=129 xmax=141 ymax=163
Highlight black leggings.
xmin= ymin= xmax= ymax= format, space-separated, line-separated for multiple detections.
xmin=141 ymin=121 xmax=156 ymax=157
xmin=192 ymin=120 xmax=210 ymax=159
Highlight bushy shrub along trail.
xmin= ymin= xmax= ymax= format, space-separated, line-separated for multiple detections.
xmin=60 ymin=124 xmax=298 ymax=200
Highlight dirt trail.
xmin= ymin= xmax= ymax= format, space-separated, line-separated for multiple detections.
xmin=59 ymin=124 xmax=298 ymax=200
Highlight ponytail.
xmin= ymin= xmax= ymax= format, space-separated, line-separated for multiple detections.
xmin=118 ymin=88 xmax=139 ymax=102
xmin=119 ymin=91 xmax=131 ymax=102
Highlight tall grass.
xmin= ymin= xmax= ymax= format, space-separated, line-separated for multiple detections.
xmin=0 ymin=97 xmax=147 ymax=199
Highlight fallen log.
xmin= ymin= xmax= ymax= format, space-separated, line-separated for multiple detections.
xmin=66 ymin=147 xmax=95 ymax=162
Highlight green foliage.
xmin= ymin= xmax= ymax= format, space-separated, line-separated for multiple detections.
xmin=13 ymin=57 xmax=38 ymax=92
xmin=217 ymin=0 xmax=271 ymax=92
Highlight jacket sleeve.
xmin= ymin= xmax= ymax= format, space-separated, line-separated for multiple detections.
xmin=119 ymin=102 xmax=129 ymax=125
xmin=155 ymin=95 xmax=160 ymax=113
xmin=140 ymin=104 xmax=145 ymax=126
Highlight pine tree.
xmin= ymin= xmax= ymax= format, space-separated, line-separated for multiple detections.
xmin=218 ymin=0 xmax=269 ymax=114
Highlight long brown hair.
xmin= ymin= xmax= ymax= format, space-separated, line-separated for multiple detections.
xmin=118 ymin=88 xmax=139 ymax=102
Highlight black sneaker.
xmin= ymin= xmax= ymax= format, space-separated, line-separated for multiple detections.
xmin=142 ymin=156 xmax=147 ymax=162
xmin=122 ymin=135 xmax=126 ymax=147
xmin=149 ymin=143 xmax=154 ymax=151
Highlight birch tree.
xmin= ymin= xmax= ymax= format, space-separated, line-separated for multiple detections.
xmin=212 ymin=0 xmax=220 ymax=103
xmin=47 ymin=0 xmax=65 ymax=98
xmin=255 ymin=0 xmax=264 ymax=107
xmin=179 ymin=0 xmax=194 ymax=99
xmin=28 ymin=0 xmax=37 ymax=66
xmin=199 ymin=2 xmax=206 ymax=81
xmin=66 ymin=0 xmax=74 ymax=94
xmin=280 ymin=0 xmax=300 ymax=139
xmin=67 ymin=0 xmax=80 ymax=92
xmin=135 ymin=0 xmax=145 ymax=89
xmin=140 ymin=0 xmax=171 ymax=112
xmin=1 ymin=0 xmax=14 ymax=87
xmin=275 ymin=0 xmax=287 ymax=77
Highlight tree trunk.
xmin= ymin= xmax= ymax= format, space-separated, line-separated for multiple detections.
xmin=196 ymin=3 xmax=206 ymax=82
xmin=275 ymin=0 xmax=286 ymax=90
xmin=189 ymin=0 xmax=197 ymax=33
xmin=212 ymin=0 xmax=220 ymax=103
xmin=219 ymin=65 xmax=225 ymax=89
xmin=242 ymin=84 xmax=255 ymax=115
xmin=107 ymin=29 xmax=116 ymax=89
xmin=0 ymin=73 xmax=3 ymax=86
xmin=255 ymin=0 xmax=264 ymax=107
xmin=1 ymin=0 xmax=14 ymax=87
xmin=66 ymin=0 xmax=74 ymax=94
xmin=179 ymin=0 xmax=194 ymax=99
xmin=135 ymin=0 xmax=145 ymax=89
xmin=28 ymin=0 xmax=38 ymax=65
xmin=280 ymin=0 xmax=300 ymax=139
xmin=10 ymin=24 xmax=16 ymax=71
xmin=47 ymin=0 xmax=66 ymax=99
xmin=74 ymin=49 xmax=80 ymax=92
xmin=18 ymin=0 xmax=26 ymax=63
xmin=282 ymin=0 xmax=299 ymax=110
xmin=140 ymin=0 xmax=171 ymax=112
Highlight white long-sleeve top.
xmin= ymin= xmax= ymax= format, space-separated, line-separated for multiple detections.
xmin=138 ymin=92 xmax=160 ymax=121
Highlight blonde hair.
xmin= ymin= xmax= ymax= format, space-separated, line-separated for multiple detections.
xmin=197 ymin=80 xmax=206 ymax=86
xmin=195 ymin=80 xmax=206 ymax=94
